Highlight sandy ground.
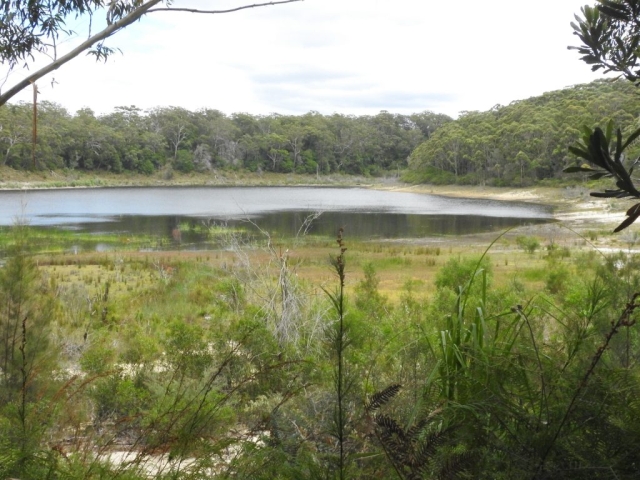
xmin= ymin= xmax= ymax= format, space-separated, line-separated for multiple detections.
xmin=370 ymin=183 xmax=640 ymax=253
xmin=388 ymin=184 xmax=628 ymax=229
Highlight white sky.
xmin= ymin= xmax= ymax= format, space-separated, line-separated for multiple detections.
xmin=1 ymin=0 xmax=604 ymax=118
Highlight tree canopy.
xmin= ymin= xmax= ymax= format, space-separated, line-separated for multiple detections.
xmin=408 ymin=79 xmax=640 ymax=186
xmin=0 ymin=103 xmax=451 ymax=175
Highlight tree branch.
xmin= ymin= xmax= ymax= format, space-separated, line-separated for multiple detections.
xmin=0 ymin=0 xmax=304 ymax=107
xmin=0 ymin=0 xmax=164 ymax=107
xmin=147 ymin=0 xmax=303 ymax=15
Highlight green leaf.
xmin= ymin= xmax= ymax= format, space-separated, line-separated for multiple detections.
xmin=614 ymin=212 xmax=640 ymax=232
xmin=615 ymin=128 xmax=623 ymax=163
xmin=568 ymin=146 xmax=591 ymax=161
xmin=605 ymin=120 xmax=614 ymax=144
xmin=589 ymin=172 xmax=611 ymax=180
xmin=621 ymin=127 xmax=640 ymax=152
xmin=563 ymin=165 xmax=597 ymax=173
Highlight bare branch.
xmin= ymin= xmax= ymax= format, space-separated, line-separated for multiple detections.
xmin=147 ymin=0 xmax=303 ymax=15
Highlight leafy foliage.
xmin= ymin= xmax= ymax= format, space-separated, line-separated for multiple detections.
xmin=409 ymin=80 xmax=640 ymax=186
xmin=0 ymin=0 xmax=104 ymax=68
xmin=565 ymin=1 xmax=640 ymax=231
xmin=0 ymin=103 xmax=451 ymax=175
xmin=570 ymin=0 xmax=640 ymax=82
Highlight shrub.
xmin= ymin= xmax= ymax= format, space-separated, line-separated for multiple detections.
xmin=174 ymin=150 xmax=194 ymax=173
xmin=516 ymin=235 xmax=540 ymax=254
xmin=545 ymin=265 xmax=570 ymax=294
xmin=435 ymin=255 xmax=492 ymax=293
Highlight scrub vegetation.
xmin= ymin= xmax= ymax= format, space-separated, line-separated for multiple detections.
xmin=4 ymin=1 xmax=640 ymax=478
xmin=2 ymin=217 xmax=640 ymax=479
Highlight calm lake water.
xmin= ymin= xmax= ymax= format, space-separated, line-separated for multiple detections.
xmin=0 ymin=186 xmax=554 ymax=245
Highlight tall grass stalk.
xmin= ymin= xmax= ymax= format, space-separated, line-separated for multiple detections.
xmin=323 ymin=228 xmax=350 ymax=479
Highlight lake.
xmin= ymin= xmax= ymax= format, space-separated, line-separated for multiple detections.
xmin=0 ymin=186 xmax=554 ymax=246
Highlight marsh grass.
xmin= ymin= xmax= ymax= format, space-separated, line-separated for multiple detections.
xmin=0 ymin=226 xmax=170 ymax=255
xmin=4 ymin=219 xmax=638 ymax=478
xmin=30 ymin=231 xmax=578 ymax=305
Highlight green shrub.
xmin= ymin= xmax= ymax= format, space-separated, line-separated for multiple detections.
xmin=435 ymin=255 xmax=492 ymax=293
xmin=545 ymin=265 xmax=570 ymax=294
xmin=174 ymin=150 xmax=194 ymax=173
xmin=516 ymin=235 xmax=540 ymax=254
xmin=80 ymin=341 xmax=115 ymax=375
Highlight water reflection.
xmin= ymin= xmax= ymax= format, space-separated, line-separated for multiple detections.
xmin=0 ymin=187 xmax=554 ymax=249
xmin=55 ymin=210 xmax=551 ymax=249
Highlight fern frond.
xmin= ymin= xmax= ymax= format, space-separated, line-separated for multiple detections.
xmin=437 ymin=450 xmax=474 ymax=480
xmin=365 ymin=383 xmax=402 ymax=413
xmin=406 ymin=418 xmax=429 ymax=441
xmin=375 ymin=413 xmax=407 ymax=441
xmin=413 ymin=430 xmax=450 ymax=469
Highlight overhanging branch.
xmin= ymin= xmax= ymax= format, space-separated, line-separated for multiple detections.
xmin=0 ymin=0 xmax=164 ymax=107
xmin=147 ymin=0 xmax=303 ymax=15
xmin=0 ymin=0 xmax=304 ymax=107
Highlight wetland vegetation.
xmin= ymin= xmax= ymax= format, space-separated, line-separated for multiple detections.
xmin=4 ymin=85 xmax=640 ymax=480
xmin=4 ymin=1 xmax=640 ymax=478
xmin=2 ymin=185 xmax=640 ymax=479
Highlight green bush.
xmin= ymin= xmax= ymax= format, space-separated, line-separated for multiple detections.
xmin=545 ymin=264 xmax=570 ymax=294
xmin=435 ymin=255 xmax=492 ymax=293
xmin=174 ymin=150 xmax=194 ymax=173
xmin=516 ymin=235 xmax=540 ymax=254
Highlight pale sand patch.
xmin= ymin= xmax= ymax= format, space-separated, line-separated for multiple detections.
xmin=555 ymin=210 xmax=625 ymax=224
xmin=374 ymin=184 xmax=548 ymax=202
xmin=368 ymin=184 xmax=640 ymax=250
xmin=375 ymin=184 xmax=634 ymax=231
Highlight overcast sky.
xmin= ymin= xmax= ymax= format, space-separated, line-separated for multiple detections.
xmin=1 ymin=0 xmax=604 ymax=118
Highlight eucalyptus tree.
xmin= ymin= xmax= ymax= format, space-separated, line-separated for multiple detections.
xmin=193 ymin=108 xmax=239 ymax=167
xmin=63 ymin=107 xmax=123 ymax=170
xmin=409 ymin=110 xmax=453 ymax=137
xmin=0 ymin=102 xmax=30 ymax=166
xmin=148 ymin=106 xmax=196 ymax=164
xmin=300 ymin=111 xmax=334 ymax=174
xmin=101 ymin=105 xmax=164 ymax=173
xmin=37 ymin=101 xmax=73 ymax=169
xmin=261 ymin=132 xmax=290 ymax=172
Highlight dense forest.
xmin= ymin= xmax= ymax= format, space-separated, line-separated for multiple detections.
xmin=3 ymin=80 xmax=640 ymax=185
xmin=0 ymin=103 xmax=451 ymax=176
xmin=408 ymin=80 xmax=640 ymax=186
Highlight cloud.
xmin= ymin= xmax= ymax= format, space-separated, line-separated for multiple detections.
xmin=1 ymin=0 xmax=603 ymax=119
xmin=250 ymin=69 xmax=357 ymax=87
xmin=253 ymin=82 xmax=456 ymax=115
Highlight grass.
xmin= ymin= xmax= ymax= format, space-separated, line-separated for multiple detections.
xmin=30 ymin=224 xmax=590 ymax=301
xmin=0 ymin=225 xmax=171 ymax=255
xmin=29 ymin=228 xmax=587 ymax=307
xmin=0 ymin=166 xmax=396 ymax=190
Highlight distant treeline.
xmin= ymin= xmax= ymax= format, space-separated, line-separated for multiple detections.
xmin=4 ymin=80 xmax=636 ymax=183
xmin=0 ymin=102 xmax=451 ymax=175
xmin=408 ymin=80 xmax=640 ymax=186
